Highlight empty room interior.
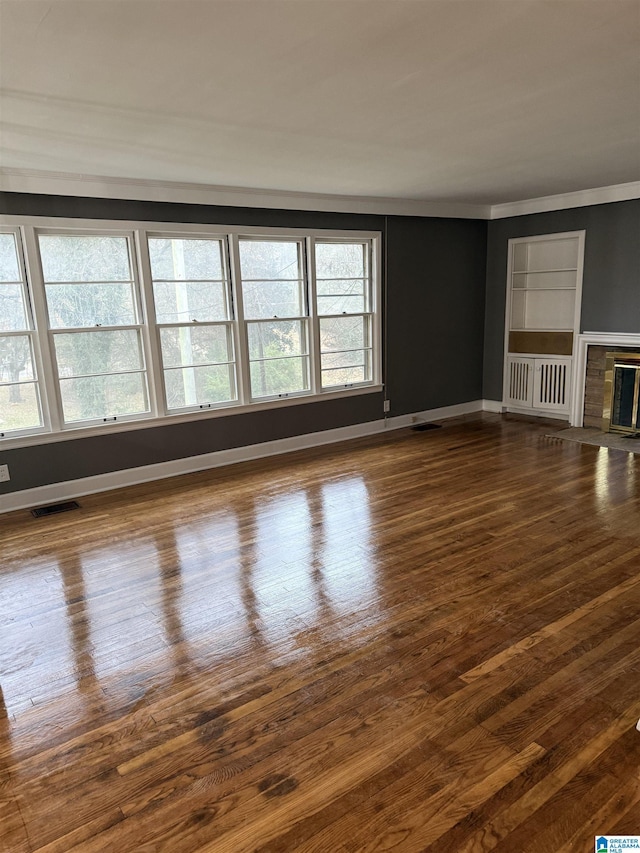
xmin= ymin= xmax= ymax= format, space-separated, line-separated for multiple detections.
xmin=1 ymin=1 xmax=640 ymax=851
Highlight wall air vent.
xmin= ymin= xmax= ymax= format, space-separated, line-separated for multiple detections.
xmin=31 ymin=501 xmax=81 ymax=518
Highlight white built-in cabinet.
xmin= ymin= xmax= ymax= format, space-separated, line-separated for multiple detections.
xmin=505 ymin=355 xmax=572 ymax=412
xmin=503 ymin=232 xmax=584 ymax=419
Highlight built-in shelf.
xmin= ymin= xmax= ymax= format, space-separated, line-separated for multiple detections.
xmin=504 ymin=231 xmax=585 ymax=418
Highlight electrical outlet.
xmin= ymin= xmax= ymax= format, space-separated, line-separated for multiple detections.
xmin=383 ymin=399 xmax=390 ymax=413
xmin=0 ymin=464 xmax=9 ymax=483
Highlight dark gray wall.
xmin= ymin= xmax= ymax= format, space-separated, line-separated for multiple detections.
xmin=483 ymin=199 xmax=640 ymax=401
xmin=0 ymin=193 xmax=487 ymax=494
xmin=3 ymin=394 xmax=382 ymax=492
xmin=386 ymin=216 xmax=487 ymax=415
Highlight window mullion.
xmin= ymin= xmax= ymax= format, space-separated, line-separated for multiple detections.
xmin=124 ymin=233 xmax=154 ymax=419
xmin=229 ymin=234 xmax=252 ymax=406
xmin=20 ymin=225 xmax=62 ymax=432
xmin=368 ymin=239 xmax=380 ymax=386
xmin=135 ymin=230 xmax=165 ymax=417
xmin=306 ymin=237 xmax=322 ymax=395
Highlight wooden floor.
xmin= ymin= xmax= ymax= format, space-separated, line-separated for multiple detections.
xmin=1 ymin=412 xmax=639 ymax=852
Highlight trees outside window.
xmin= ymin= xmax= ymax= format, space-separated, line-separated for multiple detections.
xmin=0 ymin=221 xmax=380 ymax=442
xmin=148 ymin=236 xmax=237 ymax=411
xmin=0 ymin=231 xmax=43 ymax=435
xmin=238 ymin=239 xmax=310 ymax=399
xmin=38 ymin=234 xmax=149 ymax=424
xmin=315 ymin=242 xmax=373 ymax=389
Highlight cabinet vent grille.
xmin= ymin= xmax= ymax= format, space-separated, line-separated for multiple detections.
xmin=538 ymin=362 xmax=567 ymax=407
xmin=509 ymin=360 xmax=531 ymax=404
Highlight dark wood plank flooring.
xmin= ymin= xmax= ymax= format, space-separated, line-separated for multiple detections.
xmin=1 ymin=413 xmax=639 ymax=852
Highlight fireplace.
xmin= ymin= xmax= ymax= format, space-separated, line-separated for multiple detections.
xmin=603 ymin=352 xmax=640 ymax=435
xmin=572 ymin=334 xmax=640 ymax=429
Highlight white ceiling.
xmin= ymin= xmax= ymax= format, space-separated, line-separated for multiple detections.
xmin=0 ymin=0 xmax=639 ymax=209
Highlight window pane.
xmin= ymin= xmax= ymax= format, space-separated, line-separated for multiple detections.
xmin=0 ymin=382 xmax=42 ymax=432
xmin=317 ymin=294 xmax=366 ymax=316
xmin=239 ymin=240 xmax=300 ymax=280
xmin=247 ymin=320 xmax=305 ymax=360
xmin=0 ymin=284 xmax=28 ymax=330
xmin=54 ymin=330 xmax=144 ymax=376
xmin=59 ymin=372 xmax=148 ymax=422
xmin=46 ymin=283 xmax=136 ymax=328
xmin=164 ymin=364 xmax=235 ymax=409
xmin=0 ymin=336 xmax=36 ymax=383
xmin=0 ymin=234 xmax=20 ymax=282
xmin=316 ymin=278 xmax=366 ymax=297
xmin=160 ymin=325 xmax=232 ymax=368
xmin=148 ymin=238 xmax=224 ymax=281
xmin=250 ymin=357 xmax=308 ymax=398
xmin=320 ymin=316 xmax=368 ymax=352
xmin=321 ymin=349 xmax=369 ymax=370
xmin=39 ymin=235 xmax=131 ymax=282
xmin=242 ymin=281 xmax=303 ymax=319
xmin=315 ymin=243 xmax=366 ymax=278
xmin=322 ymin=366 xmax=368 ymax=387
xmin=153 ymin=281 xmax=228 ymax=323
xmin=321 ymin=349 xmax=371 ymax=386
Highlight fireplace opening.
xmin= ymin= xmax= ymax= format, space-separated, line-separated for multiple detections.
xmin=603 ymin=352 xmax=640 ymax=435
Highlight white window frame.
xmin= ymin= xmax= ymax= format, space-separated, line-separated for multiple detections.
xmin=0 ymin=215 xmax=383 ymax=450
xmin=0 ymin=227 xmax=50 ymax=438
xmin=34 ymin=227 xmax=154 ymax=429
xmin=235 ymin=234 xmax=312 ymax=403
xmin=144 ymin=232 xmax=238 ymax=415
xmin=312 ymin=236 xmax=376 ymax=391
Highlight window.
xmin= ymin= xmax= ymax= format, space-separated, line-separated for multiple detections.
xmin=0 ymin=218 xmax=381 ymax=445
xmin=0 ymin=231 xmax=44 ymax=437
xmin=148 ymin=236 xmax=236 ymax=411
xmin=314 ymin=241 xmax=373 ymax=388
xmin=38 ymin=233 xmax=149 ymax=425
xmin=238 ymin=239 xmax=309 ymax=399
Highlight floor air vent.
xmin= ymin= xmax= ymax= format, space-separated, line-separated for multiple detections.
xmin=411 ymin=423 xmax=442 ymax=432
xmin=31 ymin=501 xmax=80 ymax=518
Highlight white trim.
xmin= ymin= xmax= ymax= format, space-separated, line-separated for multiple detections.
xmin=2 ymin=169 xmax=639 ymax=221
xmin=491 ymin=182 xmax=640 ymax=219
xmin=501 ymin=231 xmax=585 ymax=420
xmin=0 ymin=168 xmax=489 ymax=220
xmin=571 ymin=332 xmax=640 ymax=427
xmin=387 ymin=399 xmax=483 ymax=428
xmin=482 ymin=399 xmax=504 ymax=413
xmin=502 ymin=404 xmax=569 ymax=422
xmin=0 ymin=399 xmax=485 ymax=514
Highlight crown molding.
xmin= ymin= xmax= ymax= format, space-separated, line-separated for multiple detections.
xmin=2 ymin=168 xmax=638 ymax=221
xmin=490 ymin=181 xmax=640 ymax=219
xmin=0 ymin=168 xmax=490 ymax=220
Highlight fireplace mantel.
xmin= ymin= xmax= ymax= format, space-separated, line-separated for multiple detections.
xmin=571 ymin=332 xmax=640 ymax=426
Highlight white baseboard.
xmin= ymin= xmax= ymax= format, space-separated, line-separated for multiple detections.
xmin=503 ymin=405 xmax=569 ymax=421
xmin=0 ymin=399 xmax=486 ymax=514
xmin=386 ymin=399 xmax=485 ymax=430
xmin=482 ymin=399 xmax=504 ymax=413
